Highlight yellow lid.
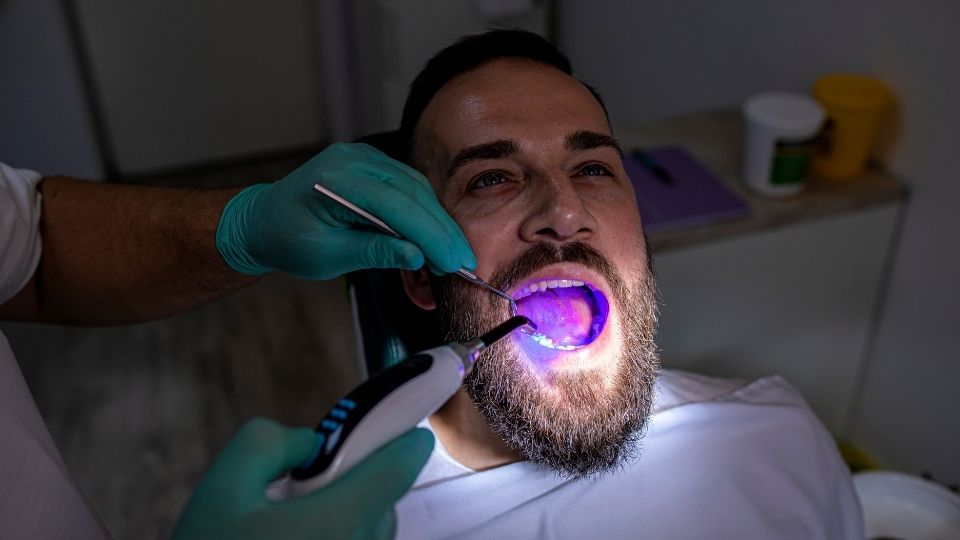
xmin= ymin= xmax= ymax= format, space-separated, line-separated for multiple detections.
xmin=813 ymin=74 xmax=890 ymax=111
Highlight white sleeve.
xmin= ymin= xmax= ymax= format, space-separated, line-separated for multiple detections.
xmin=0 ymin=162 xmax=43 ymax=304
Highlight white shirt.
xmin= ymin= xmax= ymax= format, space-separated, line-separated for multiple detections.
xmin=0 ymin=163 xmax=109 ymax=538
xmin=396 ymin=370 xmax=864 ymax=540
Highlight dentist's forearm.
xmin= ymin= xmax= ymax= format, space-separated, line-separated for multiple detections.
xmin=3 ymin=176 xmax=257 ymax=325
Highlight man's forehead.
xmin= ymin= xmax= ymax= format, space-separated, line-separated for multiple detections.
xmin=415 ymin=59 xmax=611 ymax=174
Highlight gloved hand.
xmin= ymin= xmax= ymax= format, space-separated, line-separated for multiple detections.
xmin=172 ymin=418 xmax=434 ymax=540
xmin=216 ymin=143 xmax=475 ymax=280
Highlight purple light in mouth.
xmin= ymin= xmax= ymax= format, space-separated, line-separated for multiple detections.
xmin=513 ymin=279 xmax=609 ymax=350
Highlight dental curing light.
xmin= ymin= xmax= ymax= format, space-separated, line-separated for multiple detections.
xmin=266 ymin=316 xmax=533 ymax=501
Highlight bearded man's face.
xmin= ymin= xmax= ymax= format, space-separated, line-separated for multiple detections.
xmin=433 ymin=241 xmax=658 ymax=476
xmin=401 ymin=58 xmax=660 ymax=477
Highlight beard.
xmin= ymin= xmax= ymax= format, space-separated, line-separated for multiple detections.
xmin=431 ymin=241 xmax=660 ymax=478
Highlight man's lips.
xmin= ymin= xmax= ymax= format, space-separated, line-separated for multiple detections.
xmin=507 ymin=266 xmax=611 ymax=351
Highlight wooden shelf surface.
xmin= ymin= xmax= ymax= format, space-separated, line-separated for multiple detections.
xmin=615 ymin=110 xmax=907 ymax=252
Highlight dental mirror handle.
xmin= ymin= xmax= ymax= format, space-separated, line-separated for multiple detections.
xmin=313 ymin=184 xmax=514 ymax=310
xmin=265 ymin=316 xmax=533 ymax=501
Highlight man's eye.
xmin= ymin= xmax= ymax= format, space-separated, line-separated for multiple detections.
xmin=471 ymin=171 xmax=509 ymax=189
xmin=578 ymin=163 xmax=613 ymax=177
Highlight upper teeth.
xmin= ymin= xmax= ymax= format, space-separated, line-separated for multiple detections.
xmin=513 ymin=279 xmax=586 ymax=300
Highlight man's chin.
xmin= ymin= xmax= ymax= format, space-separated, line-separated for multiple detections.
xmin=465 ymin=329 xmax=655 ymax=478
xmin=431 ymin=242 xmax=659 ymax=477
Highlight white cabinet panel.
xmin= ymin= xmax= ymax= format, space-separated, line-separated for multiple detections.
xmin=74 ymin=0 xmax=322 ymax=174
xmin=353 ymin=0 xmax=548 ymax=135
xmin=654 ymin=204 xmax=900 ymax=433
xmin=0 ymin=0 xmax=103 ymax=177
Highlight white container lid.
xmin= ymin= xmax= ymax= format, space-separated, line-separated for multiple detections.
xmin=854 ymin=471 xmax=960 ymax=540
xmin=744 ymin=93 xmax=825 ymax=137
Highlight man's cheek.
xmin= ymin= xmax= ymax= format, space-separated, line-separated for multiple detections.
xmin=462 ymin=220 xmax=511 ymax=269
xmin=601 ymin=211 xmax=645 ymax=261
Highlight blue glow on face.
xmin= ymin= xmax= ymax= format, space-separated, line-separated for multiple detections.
xmin=513 ymin=280 xmax=609 ymax=351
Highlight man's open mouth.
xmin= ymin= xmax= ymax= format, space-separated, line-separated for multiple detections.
xmin=512 ymin=278 xmax=610 ymax=350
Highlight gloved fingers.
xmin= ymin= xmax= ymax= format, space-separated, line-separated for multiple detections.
xmin=350 ymin=160 xmax=441 ymax=219
xmin=306 ymin=145 xmax=476 ymax=270
xmin=348 ymin=143 xmax=426 ymax=187
xmin=299 ymin=428 xmax=434 ymax=513
xmin=365 ymin=510 xmax=398 ymax=540
xmin=314 ymin=168 xmax=432 ymax=230
xmin=217 ymin=418 xmax=318 ymax=498
xmin=319 ymin=142 xmax=410 ymax=183
xmin=364 ymin=169 xmax=473 ymax=267
xmin=313 ymin=173 xmax=468 ymax=273
xmin=349 ymin=155 xmax=432 ymax=197
xmin=350 ymin=160 xmax=477 ymax=270
xmin=326 ymin=230 xmax=426 ymax=272
xmin=339 ymin=428 xmax=434 ymax=509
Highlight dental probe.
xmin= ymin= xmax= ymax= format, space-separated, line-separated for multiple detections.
xmin=266 ymin=315 xmax=533 ymax=501
xmin=313 ymin=183 xmax=517 ymax=314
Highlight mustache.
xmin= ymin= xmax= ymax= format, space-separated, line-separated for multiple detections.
xmin=488 ymin=242 xmax=625 ymax=295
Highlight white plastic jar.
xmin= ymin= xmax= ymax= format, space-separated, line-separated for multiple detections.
xmin=743 ymin=93 xmax=825 ymax=197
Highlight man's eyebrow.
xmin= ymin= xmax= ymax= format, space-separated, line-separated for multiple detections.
xmin=565 ymin=130 xmax=623 ymax=157
xmin=444 ymin=139 xmax=520 ymax=179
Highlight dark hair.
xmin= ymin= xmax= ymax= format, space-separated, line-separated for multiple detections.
xmin=397 ymin=29 xmax=607 ymax=163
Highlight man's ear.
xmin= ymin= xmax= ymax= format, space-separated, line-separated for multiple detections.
xmin=401 ymin=268 xmax=436 ymax=310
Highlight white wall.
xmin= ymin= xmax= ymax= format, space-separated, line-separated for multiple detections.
xmin=352 ymin=0 xmax=548 ymax=135
xmin=559 ymin=2 xmax=889 ymax=126
xmin=73 ymin=0 xmax=323 ymax=175
xmin=845 ymin=3 xmax=960 ymax=486
xmin=560 ymin=0 xmax=960 ymax=483
xmin=0 ymin=0 xmax=104 ymax=178
xmin=654 ymin=205 xmax=899 ymax=434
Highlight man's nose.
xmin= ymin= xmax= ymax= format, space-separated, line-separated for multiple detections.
xmin=519 ymin=176 xmax=597 ymax=244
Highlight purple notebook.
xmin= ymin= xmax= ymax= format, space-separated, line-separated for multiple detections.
xmin=623 ymin=147 xmax=750 ymax=233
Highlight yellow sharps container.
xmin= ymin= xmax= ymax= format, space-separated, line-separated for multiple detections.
xmin=812 ymin=74 xmax=891 ymax=180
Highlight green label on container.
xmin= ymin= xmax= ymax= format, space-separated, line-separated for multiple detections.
xmin=770 ymin=138 xmax=814 ymax=185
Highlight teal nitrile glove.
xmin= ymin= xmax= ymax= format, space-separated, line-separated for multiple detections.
xmin=216 ymin=143 xmax=475 ymax=280
xmin=172 ymin=418 xmax=434 ymax=540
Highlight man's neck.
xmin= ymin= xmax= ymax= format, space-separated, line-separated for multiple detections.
xmin=429 ymin=388 xmax=523 ymax=470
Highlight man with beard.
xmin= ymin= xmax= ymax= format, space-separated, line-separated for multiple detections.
xmin=379 ymin=30 xmax=863 ymax=538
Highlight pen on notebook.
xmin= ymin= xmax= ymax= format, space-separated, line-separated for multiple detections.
xmin=633 ymin=150 xmax=674 ymax=185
